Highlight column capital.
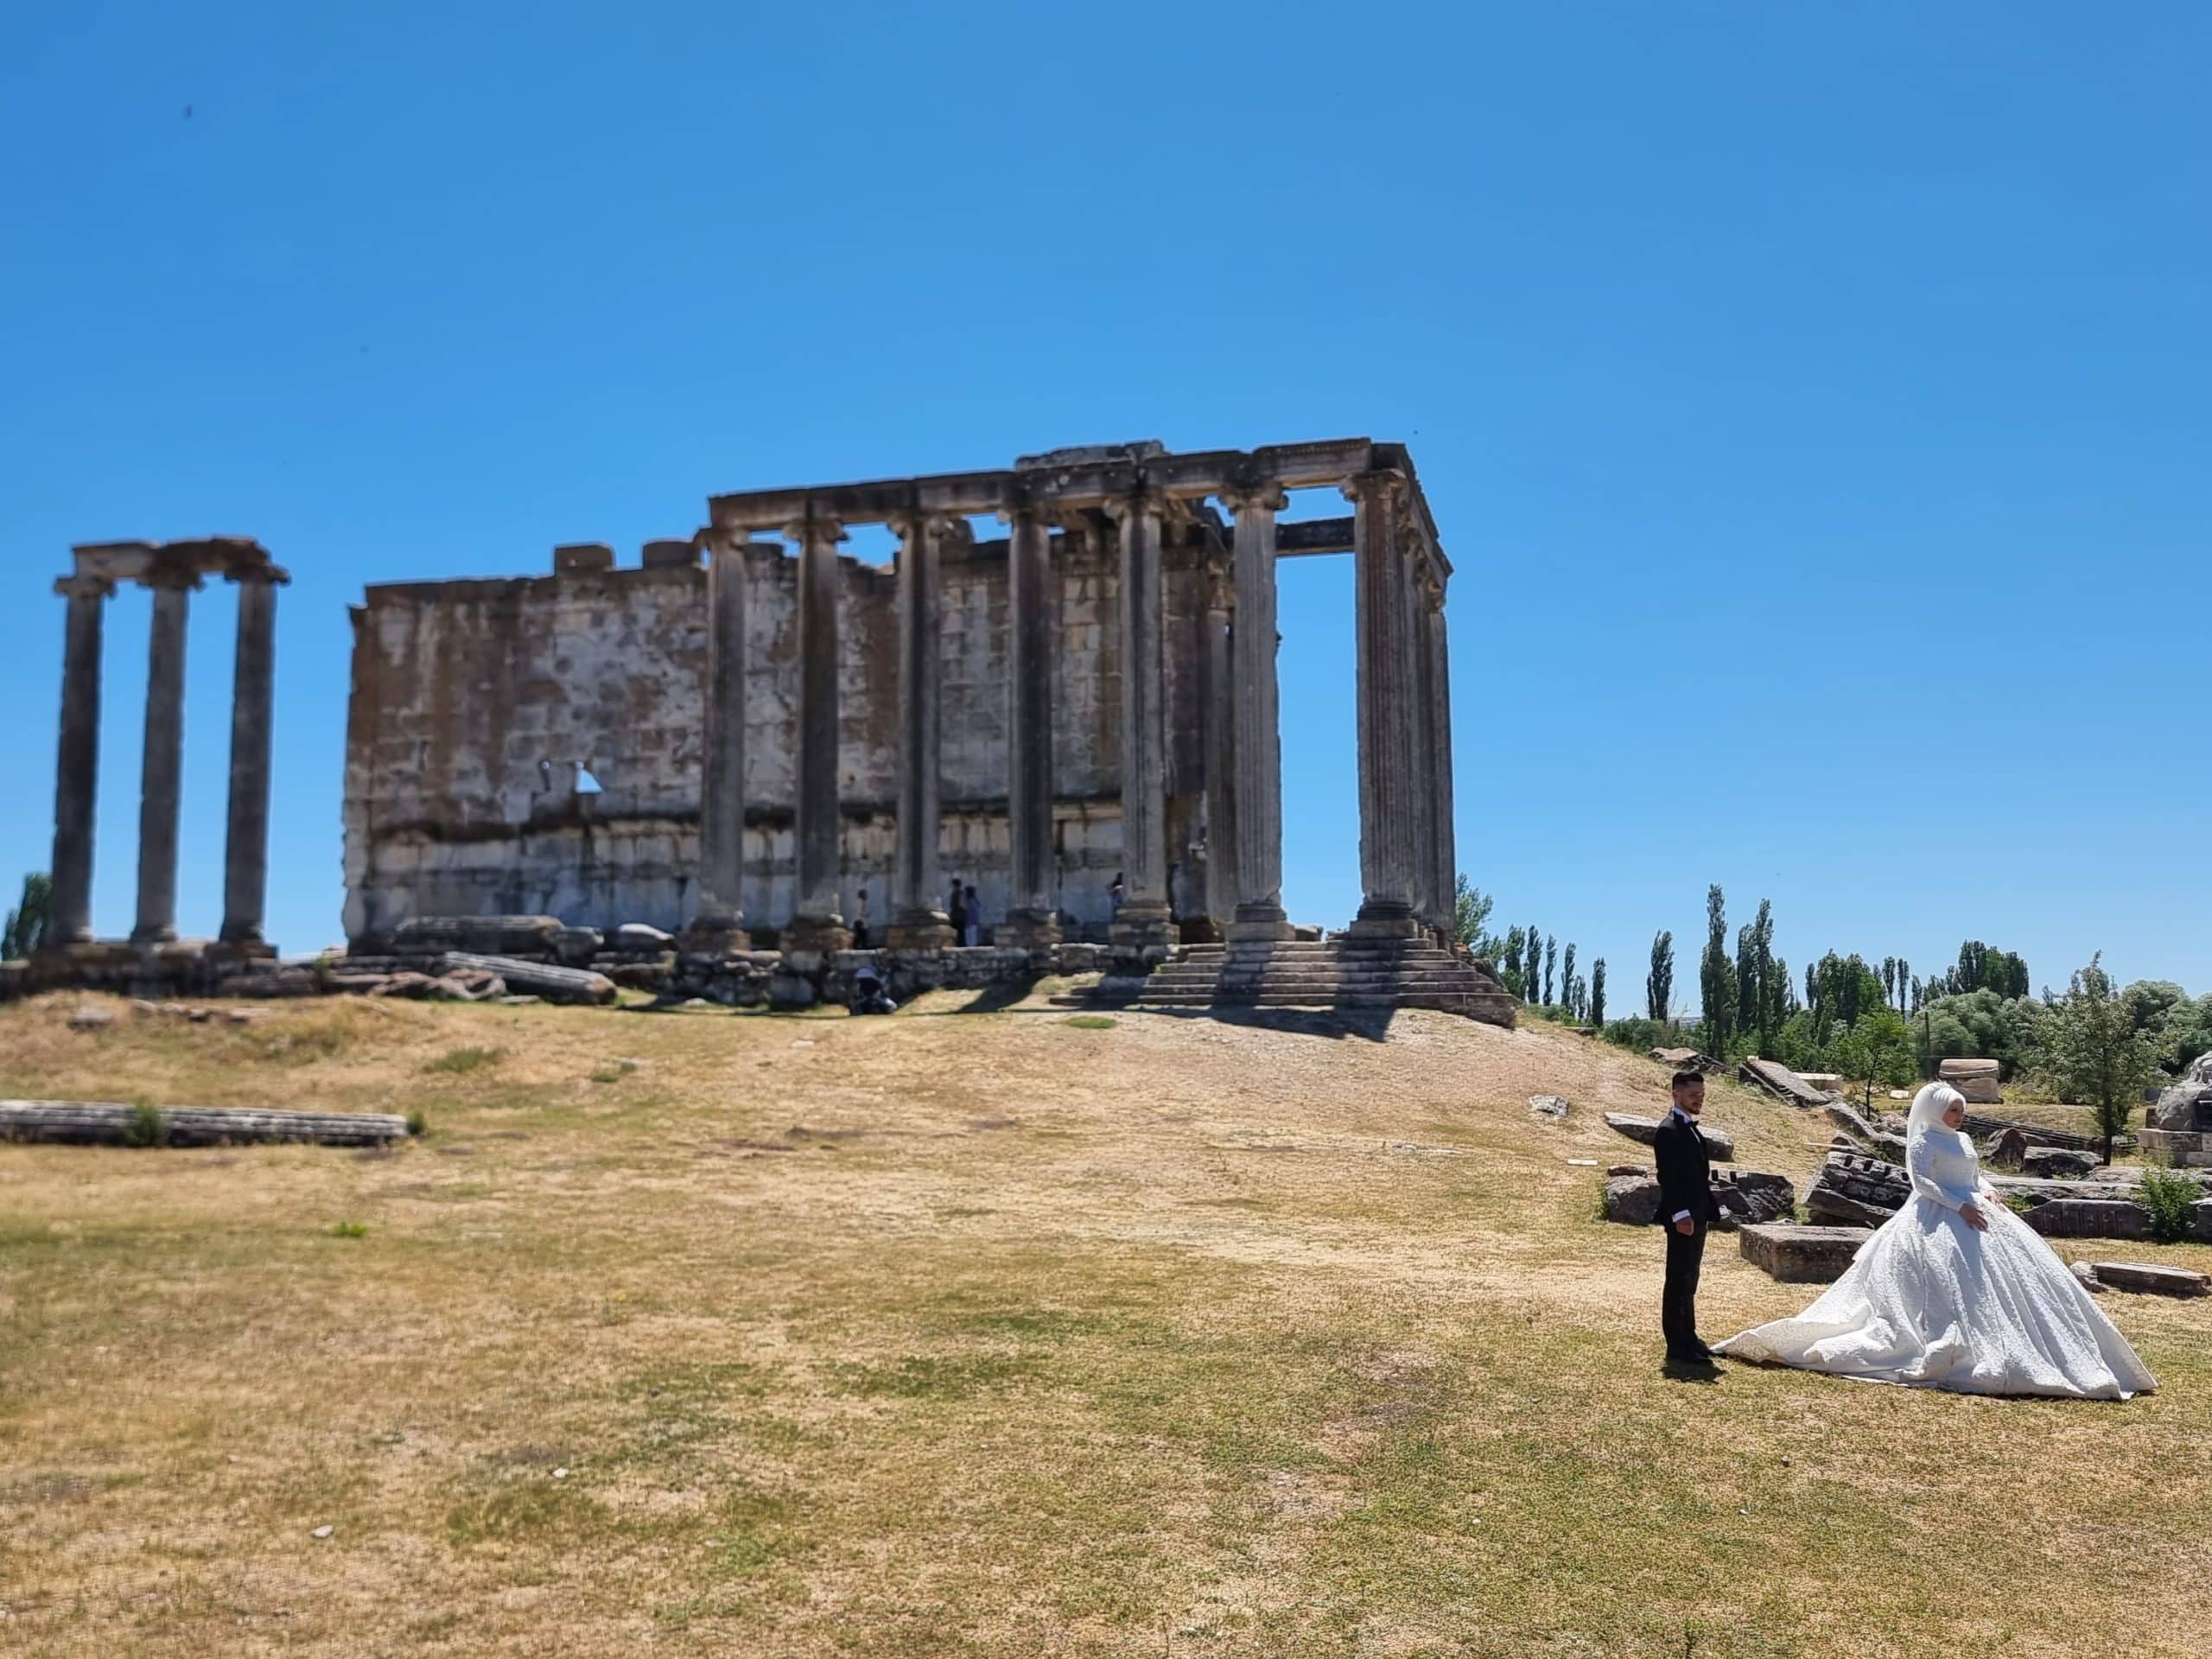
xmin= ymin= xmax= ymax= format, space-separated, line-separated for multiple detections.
xmin=1099 ymin=490 xmax=1164 ymax=526
xmin=889 ymin=509 xmax=970 ymax=544
xmin=54 ymin=574 xmax=117 ymax=601
xmin=1219 ymin=481 xmax=1288 ymax=516
xmin=1340 ymin=467 xmax=1410 ymax=507
xmin=139 ymin=566 xmax=205 ymax=594
xmin=226 ymin=563 xmax=293 ymax=588
xmin=784 ymin=514 xmax=848 ymax=546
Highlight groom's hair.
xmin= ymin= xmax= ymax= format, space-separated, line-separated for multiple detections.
xmin=1670 ymin=1071 xmax=1704 ymax=1090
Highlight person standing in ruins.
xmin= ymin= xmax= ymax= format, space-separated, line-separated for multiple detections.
xmin=963 ymin=883 xmax=982 ymax=946
xmin=947 ymin=880 xmax=968 ymax=947
xmin=1654 ymin=1070 xmax=1721 ymax=1366
xmin=852 ymin=886 xmax=871 ymax=950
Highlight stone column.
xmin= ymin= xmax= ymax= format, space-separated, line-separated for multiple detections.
xmin=48 ymin=574 xmax=113 ymax=948
xmin=887 ymin=512 xmax=957 ymax=950
xmin=1344 ymin=469 xmax=1421 ymax=937
xmin=785 ymin=512 xmax=850 ymax=955
xmin=1199 ymin=560 xmax=1236 ymax=939
xmin=132 ymin=569 xmax=200 ymax=944
xmin=1405 ymin=554 xmax=1439 ymax=933
xmin=219 ymin=569 xmax=283 ymax=948
xmin=1106 ymin=492 xmax=1172 ymax=954
xmin=1425 ymin=573 xmax=1458 ymax=944
xmin=1221 ymin=485 xmax=1292 ymax=943
xmin=999 ymin=507 xmax=1060 ymax=950
xmin=689 ymin=534 xmax=751 ymax=950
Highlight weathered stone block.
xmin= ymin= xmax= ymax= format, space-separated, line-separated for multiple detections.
xmin=2080 ymin=1261 xmax=2208 ymax=1297
xmin=1604 ymin=1111 xmax=1733 ymax=1161
xmin=1938 ymin=1058 xmax=2004 ymax=1103
xmin=2019 ymin=1198 xmax=2151 ymax=1241
xmin=1738 ymin=1224 xmax=1870 ymax=1283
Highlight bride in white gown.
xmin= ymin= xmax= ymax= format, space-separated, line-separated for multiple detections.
xmin=1716 ymin=1083 xmax=2157 ymax=1399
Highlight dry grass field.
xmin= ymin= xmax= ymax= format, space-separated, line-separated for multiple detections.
xmin=3 ymin=989 xmax=2209 ymax=1658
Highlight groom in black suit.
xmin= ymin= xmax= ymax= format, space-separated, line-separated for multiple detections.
xmin=1654 ymin=1070 xmax=1722 ymax=1364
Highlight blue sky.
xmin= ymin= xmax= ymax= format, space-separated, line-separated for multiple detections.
xmin=3 ymin=1 xmax=2206 ymax=1001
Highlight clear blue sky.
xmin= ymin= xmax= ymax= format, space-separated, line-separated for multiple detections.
xmin=3 ymin=1 xmax=2206 ymax=1001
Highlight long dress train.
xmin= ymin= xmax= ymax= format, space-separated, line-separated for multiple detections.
xmin=1716 ymin=1120 xmax=2156 ymax=1400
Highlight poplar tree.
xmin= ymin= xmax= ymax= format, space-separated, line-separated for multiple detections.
xmin=1647 ymin=931 xmax=1674 ymax=1021
xmin=1591 ymin=958 xmax=1607 ymax=1028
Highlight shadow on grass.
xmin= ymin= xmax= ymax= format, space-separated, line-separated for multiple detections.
xmin=1660 ymin=1357 xmax=1725 ymax=1385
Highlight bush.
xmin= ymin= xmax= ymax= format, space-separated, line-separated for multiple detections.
xmin=405 ymin=1109 xmax=429 ymax=1138
xmin=2138 ymin=1165 xmax=2201 ymax=1245
xmin=1598 ymin=1016 xmax=1675 ymax=1055
xmin=123 ymin=1099 xmax=168 ymax=1148
xmin=329 ymin=1221 xmax=370 ymax=1240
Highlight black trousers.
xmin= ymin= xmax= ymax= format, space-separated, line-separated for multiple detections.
xmin=1662 ymin=1222 xmax=1708 ymax=1354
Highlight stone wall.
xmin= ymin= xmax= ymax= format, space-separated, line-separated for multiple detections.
xmin=343 ymin=528 xmax=1221 ymax=944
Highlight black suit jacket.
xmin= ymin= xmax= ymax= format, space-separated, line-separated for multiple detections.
xmin=1653 ymin=1112 xmax=1720 ymax=1225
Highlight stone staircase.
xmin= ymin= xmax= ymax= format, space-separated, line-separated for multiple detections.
xmin=1118 ymin=938 xmax=1518 ymax=1027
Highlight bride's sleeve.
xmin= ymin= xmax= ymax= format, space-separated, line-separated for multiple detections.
xmin=1907 ymin=1135 xmax=1967 ymax=1211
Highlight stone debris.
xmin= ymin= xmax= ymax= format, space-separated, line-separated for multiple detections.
xmin=2022 ymin=1147 xmax=2102 ymax=1180
xmin=1649 ymin=1046 xmax=1725 ymax=1075
xmin=1604 ymin=1111 xmax=1734 ymax=1161
xmin=67 ymin=1004 xmax=117 ymax=1030
xmin=439 ymin=953 xmax=615 ymax=1007
xmin=1938 ymin=1058 xmax=2004 ymax=1103
xmin=311 ymin=1525 xmax=334 ymax=1540
xmin=2071 ymin=1261 xmax=2106 ymax=1293
xmin=1528 ymin=1095 xmax=1569 ymax=1120
xmin=1600 ymin=1168 xmax=1793 ymax=1230
xmin=2079 ymin=1261 xmax=2209 ymax=1297
xmin=2021 ymin=1199 xmax=2152 ymax=1241
xmin=2150 ymin=1051 xmax=2212 ymax=1134
xmin=1738 ymin=1058 xmax=1833 ymax=1109
xmin=1606 ymin=1162 xmax=1646 ymax=1178
xmin=1827 ymin=1102 xmax=1910 ymax=1162
xmin=1 ymin=1098 xmax=409 ymax=1148
xmin=1983 ymin=1126 xmax=2031 ymax=1172
xmin=1738 ymin=1224 xmax=1870 ymax=1284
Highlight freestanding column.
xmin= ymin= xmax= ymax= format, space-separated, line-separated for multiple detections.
xmin=1222 ymin=485 xmax=1292 ymax=943
xmin=1200 ymin=562 xmax=1237 ymax=938
xmin=887 ymin=512 xmax=956 ymax=950
xmin=785 ymin=512 xmax=851 ymax=955
xmin=1405 ymin=557 xmax=1439 ymax=933
xmin=1344 ymin=469 xmax=1421 ymax=936
xmin=219 ymin=569 xmax=284 ymax=947
xmin=132 ymin=569 xmax=200 ymax=944
xmin=999 ymin=507 xmax=1060 ymax=950
xmin=48 ymin=574 xmax=113 ymax=947
xmin=689 ymin=535 xmax=752 ymax=950
xmin=1425 ymin=577 xmax=1458 ymax=943
xmin=1106 ymin=492 xmax=1172 ymax=954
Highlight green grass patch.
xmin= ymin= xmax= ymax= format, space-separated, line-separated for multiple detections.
xmin=1061 ymin=1014 xmax=1116 ymax=1030
xmin=423 ymin=1045 xmax=504 ymax=1076
xmin=828 ymin=1352 xmax=1042 ymax=1400
xmin=328 ymin=1221 xmax=369 ymax=1239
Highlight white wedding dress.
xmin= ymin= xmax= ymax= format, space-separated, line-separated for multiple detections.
xmin=1717 ymin=1092 xmax=2157 ymax=1401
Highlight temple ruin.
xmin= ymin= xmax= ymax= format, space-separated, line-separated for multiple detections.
xmin=26 ymin=440 xmax=1512 ymax=1021
xmin=346 ymin=439 xmax=1456 ymax=947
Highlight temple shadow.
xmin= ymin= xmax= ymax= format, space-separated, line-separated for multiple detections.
xmin=1110 ymin=1003 xmax=1399 ymax=1045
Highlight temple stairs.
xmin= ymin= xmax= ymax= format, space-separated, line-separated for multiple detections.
xmin=1124 ymin=938 xmax=1518 ymax=1027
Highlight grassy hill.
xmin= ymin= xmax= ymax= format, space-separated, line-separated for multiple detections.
xmin=3 ymin=991 xmax=2208 ymax=1657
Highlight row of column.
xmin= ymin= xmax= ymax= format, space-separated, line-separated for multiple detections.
xmin=47 ymin=567 xmax=283 ymax=950
xmin=689 ymin=471 xmax=1448 ymax=955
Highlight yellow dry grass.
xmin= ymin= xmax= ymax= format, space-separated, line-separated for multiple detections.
xmin=2 ymin=990 xmax=2209 ymax=1658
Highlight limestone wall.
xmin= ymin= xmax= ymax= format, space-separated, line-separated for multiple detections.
xmin=342 ymin=530 xmax=1218 ymax=944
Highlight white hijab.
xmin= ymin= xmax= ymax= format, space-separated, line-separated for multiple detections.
xmin=1907 ymin=1082 xmax=1966 ymax=1144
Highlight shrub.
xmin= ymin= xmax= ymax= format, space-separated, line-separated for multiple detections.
xmin=2138 ymin=1164 xmax=2201 ymax=1245
xmin=405 ymin=1109 xmax=429 ymax=1138
xmin=330 ymin=1221 xmax=370 ymax=1240
xmin=123 ymin=1099 xmax=168 ymax=1148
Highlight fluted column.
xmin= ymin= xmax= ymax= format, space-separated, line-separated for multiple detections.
xmin=219 ymin=569 xmax=285 ymax=947
xmin=1405 ymin=555 xmax=1439 ymax=932
xmin=888 ymin=512 xmax=957 ymax=950
xmin=1344 ymin=469 xmax=1421 ymax=936
xmin=999 ymin=507 xmax=1060 ymax=950
xmin=1106 ymin=491 xmax=1172 ymax=953
xmin=48 ymin=574 xmax=113 ymax=948
xmin=690 ymin=534 xmax=751 ymax=950
xmin=1222 ymin=485 xmax=1292 ymax=943
xmin=785 ymin=512 xmax=850 ymax=954
xmin=132 ymin=569 xmax=200 ymax=944
xmin=1425 ymin=575 xmax=1458 ymax=942
xmin=1200 ymin=561 xmax=1236 ymax=938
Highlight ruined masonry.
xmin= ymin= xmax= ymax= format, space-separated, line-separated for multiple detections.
xmin=31 ymin=441 xmax=1512 ymax=1023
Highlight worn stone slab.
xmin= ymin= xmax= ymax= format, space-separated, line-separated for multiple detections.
xmin=2019 ymin=1198 xmax=2151 ymax=1241
xmin=1529 ymin=1095 xmax=1569 ymax=1120
xmin=2080 ymin=1261 xmax=2208 ymax=1297
xmin=1600 ymin=1168 xmax=1791 ymax=1229
xmin=1939 ymin=1058 xmax=2004 ymax=1103
xmin=2022 ymin=1147 xmax=2102 ymax=1179
xmin=1604 ymin=1111 xmax=1734 ymax=1161
xmin=1739 ymin=1058 xmax=1831 ymax=1109
xmin=1738 ymin=1224 xmax=1869 ymax=1284
xmin=0 ymin=1098 xmax=407 ymax=1147
xmin=439 ymin=952 xmax=615 ymax=1006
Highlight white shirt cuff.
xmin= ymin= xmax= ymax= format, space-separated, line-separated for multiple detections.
xmin=1672 ymin=1209 xmax=1692 ymax=1223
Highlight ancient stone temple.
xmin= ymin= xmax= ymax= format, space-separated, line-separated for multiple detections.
xmin=342 ymin=440 xmax=1460 ymax=963
xmin=32 ymin=537 xmax=287 ymax=988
